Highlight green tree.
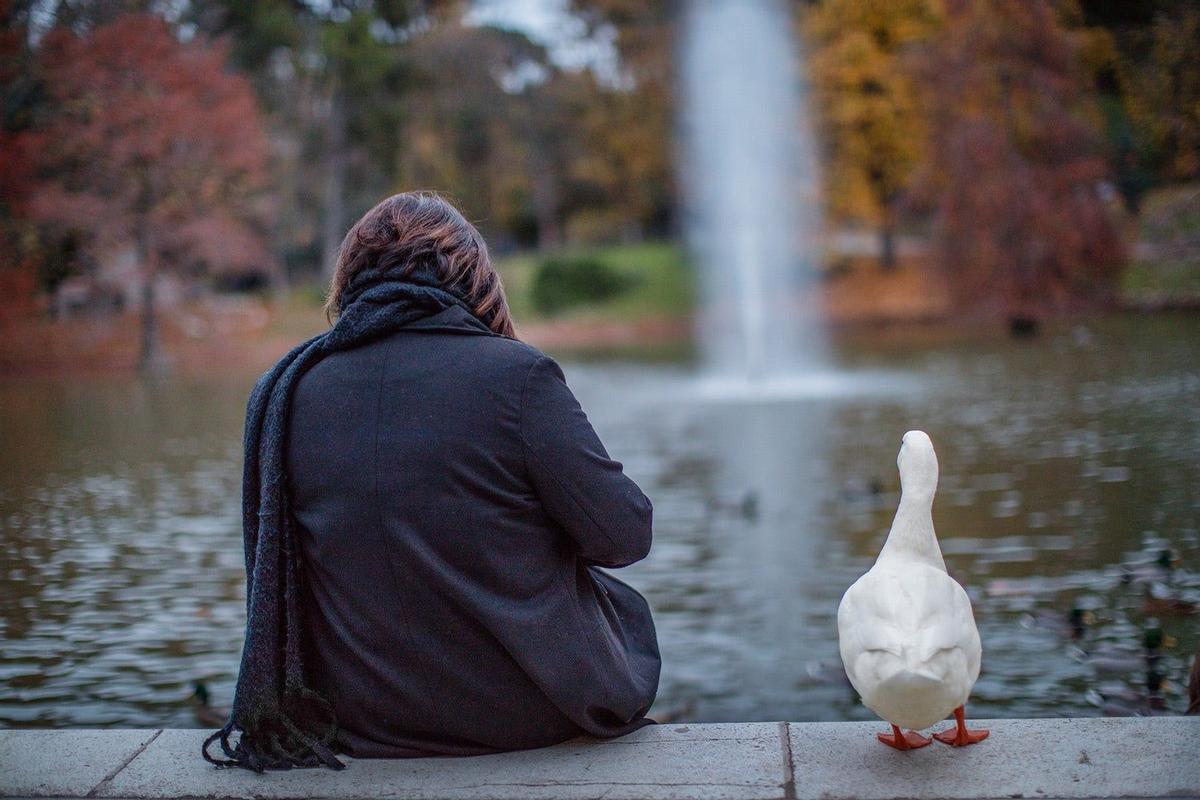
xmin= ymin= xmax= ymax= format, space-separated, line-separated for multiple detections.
xmin=1073 ymin=0 xmax=1200 ymax=213
xmin=188 ymin=0 xmax=432 ymax=279
xmin=807 ymin=0 xmax=941 ymax=268
xmin=399 ymin=10 xmax=670 ymax=250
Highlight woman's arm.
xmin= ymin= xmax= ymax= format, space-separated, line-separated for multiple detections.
xmin=519 ymin=355 xmax=653 ymax=568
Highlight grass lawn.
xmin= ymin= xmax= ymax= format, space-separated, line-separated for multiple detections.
xmin=197 ymin=200 xmax=1200 ymax=373
xmin=1122 ymin=259 xmax=1200 ymax=305
xmin=496 ymin=241 xmax=695 ymax=324
xmin=1121 ymin=182 xmax=1200 ymax=307
xmin=276 ymin=185 xmax=1200 ymax=331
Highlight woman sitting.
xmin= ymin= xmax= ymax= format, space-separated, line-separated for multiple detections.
xmin=204 ymin=192 xmax=659 ymax=770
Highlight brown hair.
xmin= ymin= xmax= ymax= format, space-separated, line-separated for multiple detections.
xmin=325 ymin=192 xmax=516 ymax=338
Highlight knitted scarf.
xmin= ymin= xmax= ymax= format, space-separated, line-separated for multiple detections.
xmin=202 ymin=264 xmax=474 ymax=771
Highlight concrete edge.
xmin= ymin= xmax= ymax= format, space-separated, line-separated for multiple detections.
xmin=2 ymin=719 xmax=1197 ymax=800
xmin=83 ymin=731 xmax=163 ymax=798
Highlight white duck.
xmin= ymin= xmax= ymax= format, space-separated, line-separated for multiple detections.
xmin=837 ymin=431 xmax=988 ymax=750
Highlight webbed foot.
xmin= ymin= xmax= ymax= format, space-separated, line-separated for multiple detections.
xmin=877 ymin=724 xmax=932 ymax=750
xmin=933 ymin=706 xmax=989 ymax=746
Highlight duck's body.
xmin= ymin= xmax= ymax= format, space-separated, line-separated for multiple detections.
xmin=1142 ymin=583 xmax=1197 ymax=615
xmin=837 ymin=431 xmax=988 ymax=749
xmin=1083 ymin=627 xmax=1168 ymax=678
xmin=839 ymin=560 xmax=980 ymax=730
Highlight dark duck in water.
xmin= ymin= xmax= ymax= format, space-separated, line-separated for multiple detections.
xmin=191 ymin=682 xmax=227 ymax=729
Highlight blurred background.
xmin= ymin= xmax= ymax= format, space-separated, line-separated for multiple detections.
xmin=0 ymin=0 xmax=1197 ymax=729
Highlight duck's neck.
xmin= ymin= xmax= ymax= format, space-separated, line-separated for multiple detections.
xmin=878 ymin=490 xmax=946 ymax=571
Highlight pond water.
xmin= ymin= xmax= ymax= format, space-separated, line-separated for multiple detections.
xmin=1 ymin=315 xmax=1198 ymax=729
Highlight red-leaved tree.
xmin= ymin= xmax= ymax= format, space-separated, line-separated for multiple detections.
xmin=28 ymin=14 xmax=273 ymax=370
xmin=917 ymin=0 xmax=1125 ymax=321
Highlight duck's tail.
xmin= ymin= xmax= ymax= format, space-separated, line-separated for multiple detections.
xmin=865 ymin=668 xmax=957 ymax=731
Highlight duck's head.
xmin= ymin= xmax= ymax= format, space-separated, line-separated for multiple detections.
xmin=1143 ymin=626 xmax=1177 ymax=652
xmin=1157 ymin=549 xmax=1177 ymax=570
xmin=897 ymin=430 xmax=938 ymax=500
xmin=1069 ymin=607 xmax=1094 ymax=638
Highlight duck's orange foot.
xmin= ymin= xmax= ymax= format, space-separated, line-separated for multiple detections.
xmin=877 ymin=724 xmax=931 ymax=750
xmin=933 ymin=726 xmax=989 ymax=746
xmin=933 ymin=705 xmax=990 ymax=747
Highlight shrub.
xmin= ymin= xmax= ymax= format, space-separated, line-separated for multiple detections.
xmin=530 ymin=256 xmax=635 ymax=315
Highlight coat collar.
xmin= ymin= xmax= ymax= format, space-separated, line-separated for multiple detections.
xmin=401 ymin=303 xmax=496 ymax=336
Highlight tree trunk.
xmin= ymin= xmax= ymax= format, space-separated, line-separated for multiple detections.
xmin=879 ymin=198 xmax=898 ymax=271
xmin=531 ymin=152 xmax=562 ymax=251
xmin=137 ymin=263 xmax=169 ymax=375
xmin=879 ymin=223 xmax=897 ymax=271
xmin=320 ymin=87 xmax=349 ymax=282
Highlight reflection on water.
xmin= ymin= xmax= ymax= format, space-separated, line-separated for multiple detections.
xmin=0 ymin=378 xmax=252 ymax=727
xmin=2 ymin=317 xmax=1198 ymax=727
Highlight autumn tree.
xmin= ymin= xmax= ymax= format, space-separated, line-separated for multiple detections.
xmin=0 ymin=0 xmax=39 ymax=284
xmin=28 ymin=14 xmax=273 ymax=371
xmin=395 ymin=19 xmax=545 ymax=245
xmin=917 ymin=0 xmax=1124 ymax=320
xmin=1074 ymin=0 xmax=1200 ymax=213
xmin=569 ymin=0 xmax=676 ymax=239
xmin=399 ymin=10 xmax=673 ymax=250
xmin=807 ymin=0 xmax=941 ymax=268
xmin=1119 ymin=4 xmax=1200 ymax=183
xmin=187 ymin=0 xmax=675 ymax=259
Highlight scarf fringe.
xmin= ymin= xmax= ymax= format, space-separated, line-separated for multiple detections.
xmin=202 ymin=718 xmax=345 ymax=772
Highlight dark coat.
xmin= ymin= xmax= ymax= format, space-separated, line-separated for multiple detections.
xmin=284 ymin=304 xmax=660 ymax=757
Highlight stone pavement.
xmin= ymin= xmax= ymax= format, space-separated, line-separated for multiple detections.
xmin=1 ymin=718 xmax=1197 ymax=800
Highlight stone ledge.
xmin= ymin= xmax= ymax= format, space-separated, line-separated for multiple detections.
xmin=1 ymin=719 xmax=1196 ymax=800
xmin=786 ymin=718 xmax=1199 ymax=800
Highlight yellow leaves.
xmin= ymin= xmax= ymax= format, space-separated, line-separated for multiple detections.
xmin=1076 ymin=26 xmax=1119 ymax=78
xmin=806 ymin=0 xmax=941 ymax=223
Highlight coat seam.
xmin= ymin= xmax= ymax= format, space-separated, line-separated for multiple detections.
xmin=519 ymin=356 xmax=624 ymax=558
xmin=518 ymin=356 xmax=632 ymax=726
xmin=371 ymin=335 xmax=452 ymax=734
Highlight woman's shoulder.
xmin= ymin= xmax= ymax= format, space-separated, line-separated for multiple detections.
xmin=450 ymin=335 xmax=584 ymax=414
xmin=467 ymin=330 xmax=559 ymax=377
xmin=483 ymin=331 xmax=546 ymax=363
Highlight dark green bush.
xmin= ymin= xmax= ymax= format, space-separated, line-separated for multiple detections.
xmin=530 ymin=256 xmax=635 ymax=315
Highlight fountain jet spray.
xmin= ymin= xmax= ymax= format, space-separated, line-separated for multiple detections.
xmin=680 ymin=0 xmax=825 ymax=382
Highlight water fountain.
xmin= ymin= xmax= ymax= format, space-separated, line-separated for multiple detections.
xmin=680 ymin=0 xmax=825 ymax=386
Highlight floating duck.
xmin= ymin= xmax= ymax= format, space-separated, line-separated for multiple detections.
xmin=191 ymin=681 xmax=228 ymax=728
xmin=1187 ymin=651 xmax=1199 ymax=715
xmin=1021 ymin=606 xmax=1093 ymax=640
xmin=1091 ymin=669 xmax=1169 ymax=717
xmin=1142 ymin=583 xmax=1197 ymax=616
xmin=838 ymin=431 xmax=988 ymax=750
xmin=1081 ymin=627 xmax=1168 ymax=677
xmin=1120 ymin=549 xmax=1181 ymax=588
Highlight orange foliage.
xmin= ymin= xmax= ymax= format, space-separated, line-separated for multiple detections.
xmin=24 ymin=14 xmax=274 ymax=279
xmin=918 ymin=0 xmax=1125 ymax=317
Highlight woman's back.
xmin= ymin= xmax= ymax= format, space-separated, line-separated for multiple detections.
xmin=285 ymin=303 xmax=660 ymax=757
